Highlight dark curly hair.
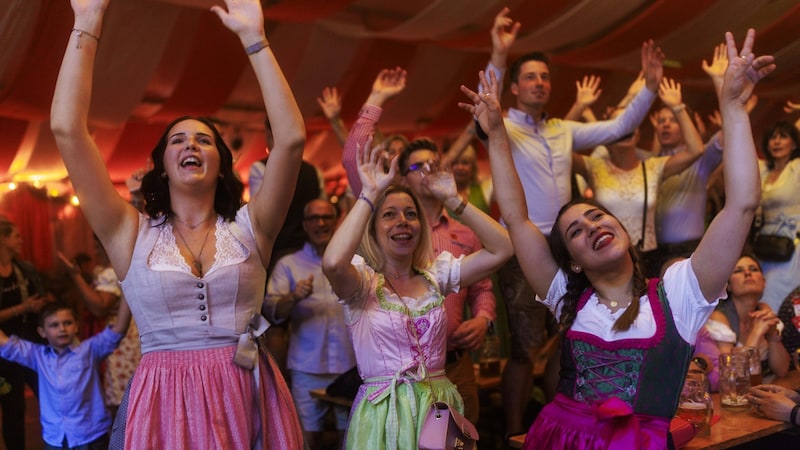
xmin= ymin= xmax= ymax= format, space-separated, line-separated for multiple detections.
xmin=140 ymin=116 xmax=244 ymax=224
xmin=548 ymin=199 xmax=647 ymax=334
xmin=761 ymin=120 xmax=800 ymax=170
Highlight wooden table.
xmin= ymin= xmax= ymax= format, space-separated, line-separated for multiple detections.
xmin=685 ymin=393 xmax=791 ymax=449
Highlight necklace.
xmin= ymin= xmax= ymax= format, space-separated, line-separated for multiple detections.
xmin=172 ymin=214 xmax=216 ymax=230
xmin=173 ymin=221 xmax=214 ymax=277
xmin=385 ymin=272 xmax=413 ymax=280
xmin=598 ymin=294 xmax=632 ymax=309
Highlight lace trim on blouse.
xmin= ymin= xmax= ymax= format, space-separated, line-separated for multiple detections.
xmin=147 ymin=217 xmax=248 ymax=274
xmin=376 ymin=270 xmax=444 ymax=317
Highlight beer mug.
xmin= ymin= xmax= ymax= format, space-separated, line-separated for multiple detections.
xmin=719 ymin=353 xmax=750 ymax=407
xmin=677 ymin=370 xmax=713 ymax=436
xmin=733 ymin=346 xmax=762 ymax=386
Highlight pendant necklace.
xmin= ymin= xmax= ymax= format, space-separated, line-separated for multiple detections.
xmin=173 ymin=221 xmax=214 ymax=277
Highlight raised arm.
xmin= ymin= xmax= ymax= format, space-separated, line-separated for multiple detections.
xmin=658 ymin=77 xmax=705 ymax=178
xmin=59 ymin=252 xmax=118 ymax=318
xmin=323 ymin=139 xmax=397 ymax=300
xmin=211 ymin=1 xmax=306 ymax=267
xmin=342 ymin=67 xmax=407 ymax=196
xmin=692 ymin=29 xmax=775 ymax=300
xmin=564 ymin=75 xmax=602 ymax=122
xmin=441 ymin=122 xmax=477 ymax=168
xmin=423 ymin=169 xmax=512 ymax=288
xmin=490 ymin=7 xmax=520 ymax=71
xmin=317 ymin=86 xmax=348 ymax=147
xmin=110 ymin=297 xmax=131 ymax=335
xmin=50 ymin=0 xmax=139 ymax=275
xmin=460 ymin=71 xmax=558 ymax=298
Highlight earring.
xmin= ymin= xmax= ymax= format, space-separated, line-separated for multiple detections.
xmin=570 ymin=263 xmax=582 ymax=274
xmin=160 ymin=172 xmax=167 ymax=179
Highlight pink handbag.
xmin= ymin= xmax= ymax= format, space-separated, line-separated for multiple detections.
xmin=418 ymin=401 xmax=479 ymax=450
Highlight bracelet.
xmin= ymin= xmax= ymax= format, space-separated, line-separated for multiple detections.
xmin=791 ymin=404 xmax=799 ymax=426
xmin=358 ymin=193 xmax=375 ymax=213
xmin=452 ymin=198 xmax=468 ymax=216
xmin=245 ymin=38 xmax=270 ymax=55
xmin=72 ymin=28 xmax=100 ymax=49
xmin=671 ymin=103 xmax=687 ymax=114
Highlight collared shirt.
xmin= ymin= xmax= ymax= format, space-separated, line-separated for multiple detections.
xmin=430 ymin=212 xmax=496 ymax=350
xmin=483 ymin=62 xmax=657 ymax=233
xmin=342 ymin=111 xmax=497 ymax=349
xmin=656 ymin=134 xmax=723 ymax=243
xmin=265 ymin=242 xmax=356 ymax=374
xmin=0 ymin=327 xmax=123 ymax=447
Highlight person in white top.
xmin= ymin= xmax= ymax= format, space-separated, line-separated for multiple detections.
xmin=465 ymin=28 xmax=774 ymax=449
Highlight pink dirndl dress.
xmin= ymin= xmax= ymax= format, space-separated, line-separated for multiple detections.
xmin=118 ymin=206 xmax=303 ymax=449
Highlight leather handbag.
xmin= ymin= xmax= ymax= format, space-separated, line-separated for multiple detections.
xmin=419 ymin=401 xmax=479 ymax=450
xmin=752 ymin=233 xmax=795 ymax=262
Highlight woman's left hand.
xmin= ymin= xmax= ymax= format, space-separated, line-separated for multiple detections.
xmin=211 ymin=0 xmax=265 ymax=40
xmin=422 ymin=168 xmax=459 ymax=204
xmin=750 ymin=305 xmax=781 ymax=338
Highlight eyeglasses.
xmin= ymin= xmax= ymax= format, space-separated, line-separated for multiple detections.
xmin=405 ymin=160 xmax=439 ymax=175
xmin=303 ymin=214 xmax=336 ymax=222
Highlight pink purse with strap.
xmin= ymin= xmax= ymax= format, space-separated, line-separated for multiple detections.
xmin=419 ymin=401 xmax=479 ymax=450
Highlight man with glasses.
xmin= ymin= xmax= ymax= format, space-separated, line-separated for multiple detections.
xmin=263 ymin=199 xmax=356 ymax=449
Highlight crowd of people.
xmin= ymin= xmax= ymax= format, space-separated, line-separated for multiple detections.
xmin=1 ymin=2 xmax=800 ymax=450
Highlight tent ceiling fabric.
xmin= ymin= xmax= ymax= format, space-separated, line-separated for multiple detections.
xmin=1 ymin=0 xmax=798 ymax=187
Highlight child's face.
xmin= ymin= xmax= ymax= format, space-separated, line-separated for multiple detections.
xmin=37 ymin=310 xmax=79 ymax=351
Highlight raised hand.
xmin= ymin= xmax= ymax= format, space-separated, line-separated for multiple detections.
xmin=366 ymin=67 xmax=407 ymax=107
xmin=211 ymin=0 xmax=265 ymax=41
xmin=491 ymin=7 xmax=521 ymax=55
xmin=784 ymin=100 xmax=800 ymax=113
xmin=641 ymin=40 xmax=665 ymax=93
xmin=693 ymin=111 xmax=708 ymax=137
xmin=707 ymin=110 xmax=722 ymax=128
xmin=658 ymin=77 xmax=683 ymax=108
xmin=702 ymin=43 xmax=728 ymax=88
xmin=422 ymin=168 xmax=459 ymax=205
xmin=575 ymin=75 xmax=602 ymax=108
xmin=356 ymin=135 xmax=397 ymax=198
xmin=317 ymin=87 xmax=342 ymax=120
xmin=721 ymin=29 xmax=776 ymax=106
xmin=459 ymin=70 xmax=504 ymax=133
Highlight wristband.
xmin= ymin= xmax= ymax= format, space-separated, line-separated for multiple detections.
xmin=452 ymin=198 xmax=468 ymax=216
xmin=358 ymin=193 xmax=375 ymax=213
xmin=245 ymin=38 xmax=269 ymax=55
xmin=72 ymin=28 xmax=100 ymax=49
xmin=671 ymin=103 xmax=687 ymax=114
xmin=791 ymin=404 xmax=799 ymax=426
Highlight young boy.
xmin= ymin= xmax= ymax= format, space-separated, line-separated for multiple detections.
xmin=0 ymin=299 xmax=130 ymax=450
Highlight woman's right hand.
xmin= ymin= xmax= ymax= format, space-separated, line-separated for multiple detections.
xmin=357 ymin=135 xmax=397 ymax=199
xmin=22 ymin=294 xmax=45 ymax=314
xmin=749 ymin=305 xmax=781 ymax=339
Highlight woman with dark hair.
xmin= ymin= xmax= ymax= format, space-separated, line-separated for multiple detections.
xmin=50 ymin=0 xmax=304 ymax=448
xmin=322 ymin=139 xmax=511 ymax=449
xmin=0 ymin=215 xmax=46 ymax=450
xmin=706 ymin=254 xmax=790 ymax=381
xmin=465 ymin=30 xmax=774 ymax=449
xmin=755 ymin=120 xmax=800 ymax=311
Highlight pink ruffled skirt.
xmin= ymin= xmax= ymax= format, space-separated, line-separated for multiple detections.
xmin=124 ymin=345 xmax=303 ymax=449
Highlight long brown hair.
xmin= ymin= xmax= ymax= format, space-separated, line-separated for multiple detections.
xmin=548 ymin=200 xmax=647 ymax=333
